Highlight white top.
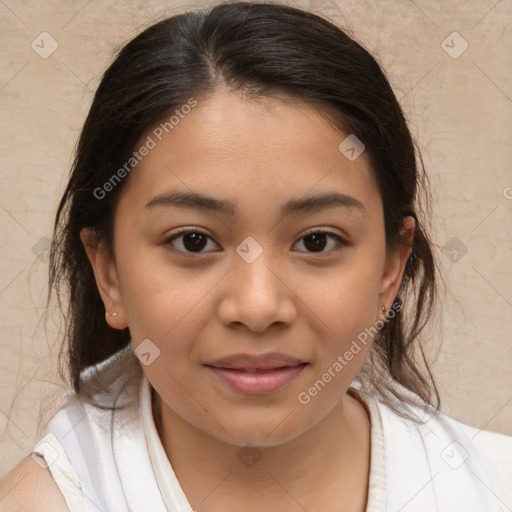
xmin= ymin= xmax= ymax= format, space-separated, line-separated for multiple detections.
xmin=31 ymin=345 xmax=512 ymax=512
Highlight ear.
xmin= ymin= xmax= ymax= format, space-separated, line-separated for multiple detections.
xmin=80 ymin=227 xmax=128 ymax=330
xmin=378 ymin=215 xmax=415 ymax=318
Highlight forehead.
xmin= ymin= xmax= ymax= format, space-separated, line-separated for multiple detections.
xmin=117 ymin=89 xmax=381 ymax=219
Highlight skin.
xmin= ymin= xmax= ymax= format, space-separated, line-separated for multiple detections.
xmin=0 ymin=455 xmax=69 ymax=512
xmin=80 ymin=89 xmax=414 ymax=512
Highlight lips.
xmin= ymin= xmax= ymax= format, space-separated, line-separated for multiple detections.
xmin=204 ymin=352 xmax=305 ymax=371
xmin=204 ymin=352 xmax=308 ymax=395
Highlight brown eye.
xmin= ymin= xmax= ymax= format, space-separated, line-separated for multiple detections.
xmin=165 ymin=230 xmax=219 ymax=254
xmin=294 ymin=230 xmax=346 ymax=253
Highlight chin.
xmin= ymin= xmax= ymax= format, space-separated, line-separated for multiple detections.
xmin=209 ymin=412 xmax=310 ymax=449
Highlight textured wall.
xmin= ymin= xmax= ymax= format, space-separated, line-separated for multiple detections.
xmin=0 ymin=0 xmax=511 ymax=475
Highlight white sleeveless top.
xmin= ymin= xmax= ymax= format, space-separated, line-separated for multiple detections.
xmin=31 ymin=345 xmax=512 ymax=511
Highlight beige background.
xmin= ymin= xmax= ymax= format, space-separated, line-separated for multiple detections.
xmin=0 ymin=0 xmax=511 ymax=475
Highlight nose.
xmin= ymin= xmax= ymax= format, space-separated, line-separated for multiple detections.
xmin=216 ymin=248 xmax=297 ymax=333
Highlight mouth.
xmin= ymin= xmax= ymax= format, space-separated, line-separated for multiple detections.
xmin=209 ymin=366 xmax=304 ymax=373
xmin=205 ymin=362 xmax=309 ymax=395
xmin=204 ymin=352 xmax=306 ymax=370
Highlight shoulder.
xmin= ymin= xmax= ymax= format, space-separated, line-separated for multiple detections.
xmin=0 ymin=456 xmax=69 ymax=512
xmin=373 ymin=381 xmax=512 ymax=459
xmin=369 ymin=383 xmax=512 ymax=507
xmin=454 ymin=417 xmax=512 ymax=457
xmin=451 ymin=418 xmax=512 ymax=502
xmin=1 ymin=346 xmax=143 ymax=512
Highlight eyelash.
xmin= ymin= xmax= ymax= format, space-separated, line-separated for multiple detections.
xmin=163 ymin=227 xmax=348 ymax=255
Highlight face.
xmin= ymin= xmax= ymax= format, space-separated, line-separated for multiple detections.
xmin=83 ymin=89 xmax=412 ymax=447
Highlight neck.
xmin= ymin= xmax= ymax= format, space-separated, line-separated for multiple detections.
xmin=152 ymin=389 xmax=371 ymax=512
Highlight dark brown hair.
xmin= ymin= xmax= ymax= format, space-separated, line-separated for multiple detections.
xmin=49 ymin=0 xmax=439 ymax=410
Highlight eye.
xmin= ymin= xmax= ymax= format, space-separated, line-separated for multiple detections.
xmin=164 ymin=228 xmax=220 ymax=254
xmin=293 ymin=229 xmax=347 ymax=253
xmin=164 ymin=227 xmax=348 ymax=255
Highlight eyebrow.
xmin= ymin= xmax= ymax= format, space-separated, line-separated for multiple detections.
xmin=145 ymin=190 xmax=366 ymax=216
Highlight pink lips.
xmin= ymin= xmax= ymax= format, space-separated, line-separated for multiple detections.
xmin=204 ymin=352 xmax=308 ymax=395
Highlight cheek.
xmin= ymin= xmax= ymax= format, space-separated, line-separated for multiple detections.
xmin=298 ymin=255 xmax=383 ymax=346
xmin=117 ymin=229 xmax=384 ymax=357
xmin=114 ymin=238 xmax=216 ymax=345
xmin=111 ymin=233 xmax=386 ymax=445
xmin=116 ymin=252 xmax=216 ymax=401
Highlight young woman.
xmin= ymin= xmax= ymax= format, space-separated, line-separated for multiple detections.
xmin=1 ymin=2 xmax=510 ymax=511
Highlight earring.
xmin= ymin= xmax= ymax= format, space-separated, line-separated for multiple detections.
xmin=105 ymin=311 xmax=124 ymax=330
xmin=381 ymin=305 xmax=386 ymax=312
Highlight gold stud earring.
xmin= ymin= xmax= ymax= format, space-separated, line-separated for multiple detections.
xmin=381 ymin=305 xmax=386 ymax=312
